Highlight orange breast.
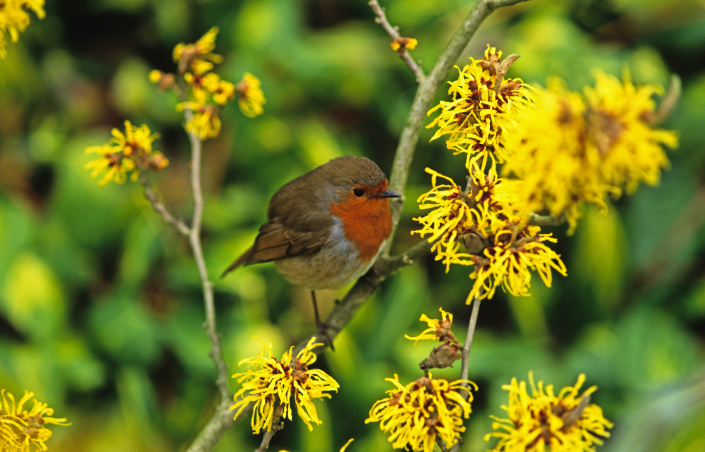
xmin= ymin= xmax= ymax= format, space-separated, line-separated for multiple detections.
xmin=329 ymin=195 xmax=393 ymax=262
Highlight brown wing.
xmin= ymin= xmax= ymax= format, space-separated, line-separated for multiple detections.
xmin=221 ymin=165 xmax=337 ymax=279
xmin=220 ymin=218 xmax=329 ymax=278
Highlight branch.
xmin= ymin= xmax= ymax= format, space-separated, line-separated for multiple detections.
xmin=186 ymin=400 xmax=237 ymax=452
xmin=256 ymin=421 xmax=280 ymax=452
xmin=223 ymin=239 xmax=435 ymax=428
xmin=449 ymin=291 xmax=482 ymax=452
xmin=182 ymin=108 xmax=231 ymax=405
xmin=180 ymin=108 xmax=232 ymax=452
xmin=369 ymin=0 xmax=425 ymax=82
xmin=460 ymin=293 xmax=482 ymax=383
xmin=140 ymin=176 xmax=191 ymax=236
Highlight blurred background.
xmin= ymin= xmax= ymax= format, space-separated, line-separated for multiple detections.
xmin=1 ymin=0 xmax=704 ymax=450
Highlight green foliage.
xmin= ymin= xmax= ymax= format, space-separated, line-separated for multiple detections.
xmin=0 ymin=0 xmax=703 ymax=451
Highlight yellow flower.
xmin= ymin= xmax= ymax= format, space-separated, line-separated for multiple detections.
xmin=427 ymin=45 xmax=534 ymax=173
xmin=405 ymin=307 xmax=457 ymax=344
xmin=207 ymin=77 xmax=235 ymax=106
xmin=414 ymin=167 xmax=566 ymax=302
xmin=235 ymin=73 xmax=266 ymax=117
xmin=502 ymin=71 xmax=677 ymax=232
xmin=0 ymin=389 xmax=70 ymax=451
xmin=468 ymin=223 xmax=567 ymax=302
xmin=177 ymin=102 xmax=222 ymax=140
xmin=366 ymin=374 xmax=477 ymax=452
xmin=485 ymin=373 xmax=613 ymax=452
xmin=391 ymin=37 xmax=417 ymax=52
xmin=230 ymin=337 xmax=340 ymax=434
xmin=84 ymin=121 xmax=166 ymax=186
xmin=413 ymin=168 xmax=520 ymax=269
xmin=0 ymin=0 xmax=45 ymax=58
xmin=173 ymin=26 xmax=223 ymax=74
xmin=413 ymin=169 xmax=477 ymax=272
xmin=84 ymin=145 xmax=137 ymax=186
xmin=583 ymin=70 xmax=677 ymax=194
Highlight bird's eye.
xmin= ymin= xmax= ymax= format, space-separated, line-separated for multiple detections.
xmin=353 ymin=188 xmax=365 ymax=197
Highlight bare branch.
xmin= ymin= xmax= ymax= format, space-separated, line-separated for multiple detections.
xmin=449 ymin=291 xmax=482 ymax=452
xmin=369 ymin=0 xmax=426 ymax=82
xmin=140 ymin=176 xmax=191 ymax=236
xmin=182 ymin=108 xmax=231 ymax=405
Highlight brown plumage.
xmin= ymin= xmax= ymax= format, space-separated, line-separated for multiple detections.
xmin=221 ymin=156 xmax=399 ymax=290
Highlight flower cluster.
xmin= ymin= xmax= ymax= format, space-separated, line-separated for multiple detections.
xmin=405 ymin=308 xmax=461 ymax=370
xmin=0 ymin=0 xmax=45 ymax=58
xmin=1 ymin=389 xmax=69 ymax=451
xmin=413 ymin=166 xmax=566 ymax=303
xmin=502 ymin=71 xmax=678 ymax=232
xmin=366 ymin=374 xmax=476 ymax=452
xmin=84 ymin=120 xmax=166 ymax=186
xmin=427 ymin=45 xmax=534 ymax=173
xmin=485 ymin=373 xmax=613 ymax=452
xmin=150 ymin=27 xmax=265 ymax=140
xmin=230 ymin=337 xmax=339 ymax=434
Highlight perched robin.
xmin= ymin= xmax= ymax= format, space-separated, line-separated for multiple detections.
xmin=222 ymin=156 xmax=400 ymax=343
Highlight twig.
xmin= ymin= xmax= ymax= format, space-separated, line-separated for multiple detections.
xmin=182 ymin=108 xmax=231 ymax=405
xmin=140 ymin=176 xmax=191 ymax=236
xmin=256 ymin=423 xmax=280 ymax=452
xmin=449 ymin=291 xmax=482 ymax=452
xmin=460 ymin=292 xmax=482 ymax=382
xmin=436 ymin=436 xmax=451 ymax=452
xmin=170 ymin=108 xmax=231 ymax=452
xmin=369 ymin=0 xmax=425 ymax=82
xmin=186 ymin=400 xmax=237 ymax=452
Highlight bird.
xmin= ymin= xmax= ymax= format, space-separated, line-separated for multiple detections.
xmin=222 ymin=156 xmax=400 ymax=346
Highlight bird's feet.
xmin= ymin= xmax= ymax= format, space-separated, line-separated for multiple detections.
xmin=315 ymin=321 xmax=340 ymax=352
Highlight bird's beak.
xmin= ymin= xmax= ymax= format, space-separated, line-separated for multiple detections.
xmin=378 ymin=188 xmax=401 ymax=199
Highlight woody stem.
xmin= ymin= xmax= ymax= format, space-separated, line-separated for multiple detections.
xmin=183 ymin=108 xmax=231 ymax=405
xmin=448 ymin=290 xmax=482 ymax=452
xmin=368 ymin=0 xmax=425 ymax=82
xmin=460 ymin=291 xmax=482 ymax=382
xmin=139 ymin=176 xmax=191 ymax=236
xmin=256 ymin=409 xmax=283 ymax=452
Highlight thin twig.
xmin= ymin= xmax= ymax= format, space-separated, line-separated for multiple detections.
xmin=180 ymin=107 xmax=233 ymax=452
xmin=256 ymin=431 xmax=277 ymax=452
xmin=436 ymin=436 xmax=451 ymax=452
xmin=182 ymin=108 xmax=231 ymax=404
xmin=448 ymin=291 xmax=482 ymax=452
xmin=369 ymin=0 xmax=425 ymax=82
xmin=140 ymin=176 xmax=191 ymax=236
xmin=460 ymin=292 xmax=482 ymax=382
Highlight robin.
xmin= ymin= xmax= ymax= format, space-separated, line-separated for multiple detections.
xmin=222 ymin=156 xmax=400 ymax=345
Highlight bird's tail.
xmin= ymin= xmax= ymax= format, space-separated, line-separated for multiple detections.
xmin=220 ymin=247 xmax=253 ymax=278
